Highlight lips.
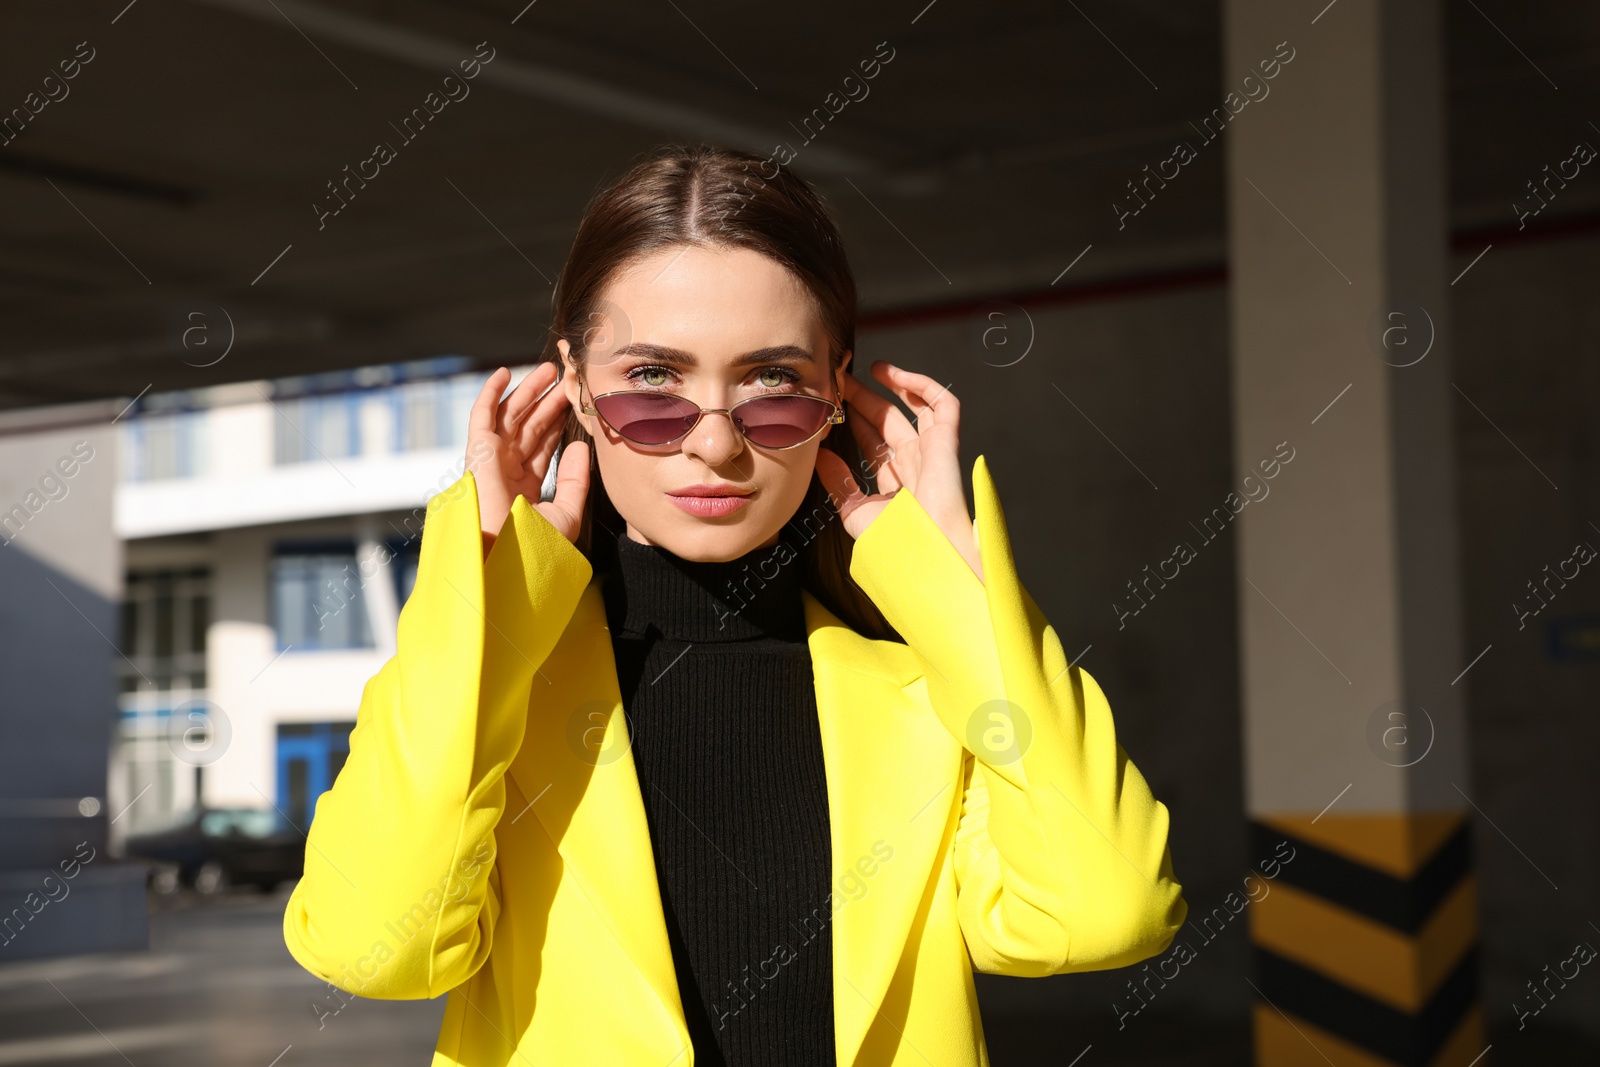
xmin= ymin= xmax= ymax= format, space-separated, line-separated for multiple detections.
xmin=666 ymin=485 xmax=753 ymax=517
xmin=668 ymin=485 xmax=753 ymax=498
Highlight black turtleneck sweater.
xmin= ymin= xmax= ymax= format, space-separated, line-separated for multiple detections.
xmin=599 ymin=523 xmax=837 ymax=1067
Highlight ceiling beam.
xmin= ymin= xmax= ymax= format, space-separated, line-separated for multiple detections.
xmin=183 ymin=0 xmax=880 ymax=174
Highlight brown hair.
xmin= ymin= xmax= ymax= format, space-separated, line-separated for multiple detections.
xmin=538 ymin=143 xmax=900 ymax=643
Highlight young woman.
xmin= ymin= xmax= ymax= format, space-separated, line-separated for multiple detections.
xmin=284 ymin=144 xmax=1186 ymax=1067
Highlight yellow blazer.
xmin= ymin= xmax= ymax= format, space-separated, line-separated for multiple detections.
xmin=283 ymin=454 xmax=1186 ymax=1066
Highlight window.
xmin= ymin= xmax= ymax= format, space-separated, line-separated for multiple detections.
xmin=119 ymin=568 xmax=210 ymax=693
xmin=271 ymin=542 xmax=373 ymax=651
xmin=273 ymin=394 xmax=362 ymax=466
xmin=390 ymin=372 xmax=477 ymax=454
xmin=116 ymin=704 xmax=182 ymax=834
xmin=386 ymin=538 xmax=422 ymax=609
xmin=121 ymin=410 xmax=207 ymax=482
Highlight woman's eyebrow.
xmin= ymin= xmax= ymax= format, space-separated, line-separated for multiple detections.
xmin=611 ymin=343 xmax=816 ymax=367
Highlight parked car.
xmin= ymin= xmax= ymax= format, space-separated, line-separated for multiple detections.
xmin=125 ymin=806 xmax=304 ymax=894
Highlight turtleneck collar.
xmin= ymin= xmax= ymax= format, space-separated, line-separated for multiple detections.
xmin=600 ymin=523 xmax=809 ymax=643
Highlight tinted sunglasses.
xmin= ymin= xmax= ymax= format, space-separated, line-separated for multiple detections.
xmin=580 ymin=381 xmax=844 ymax=449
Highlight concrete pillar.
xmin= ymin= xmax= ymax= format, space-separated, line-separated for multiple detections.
xmin=1223 ymin=2 xmax=1484 ymax=1063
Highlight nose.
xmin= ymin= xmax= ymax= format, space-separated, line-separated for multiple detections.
xmin=678 ymin=404 xmax=746 ymax=468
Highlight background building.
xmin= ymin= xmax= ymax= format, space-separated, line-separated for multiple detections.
xmin=109 ymin=358 xmax=489 ymax=840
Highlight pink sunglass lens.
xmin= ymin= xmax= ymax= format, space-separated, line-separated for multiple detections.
xmin=595 ymin=393 xmax=831 ymax=447
xmin=735 ymin=396 xmax=832 ymax=448
xmin=595 ymin=393 xmax=699 ymax=444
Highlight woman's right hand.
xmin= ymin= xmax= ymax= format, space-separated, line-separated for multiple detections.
xmin=466 ymin=364 xmax=590 ymax=554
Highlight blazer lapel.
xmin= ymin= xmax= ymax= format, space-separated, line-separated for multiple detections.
xmin=507 ymin=581 xmax=689 ymax=1052
xmin=804 ymin=592 xmax=964 ymax=1067
xmin=507 ymin=580 xmax=961 ymax=1067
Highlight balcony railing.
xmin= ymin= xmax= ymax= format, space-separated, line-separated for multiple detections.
xmin=118 ymin=357 xmax=489 ymax=483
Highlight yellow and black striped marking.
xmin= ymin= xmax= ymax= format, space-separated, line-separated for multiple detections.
xmin=1248 ymin=812 xmax=1485 ymax=1066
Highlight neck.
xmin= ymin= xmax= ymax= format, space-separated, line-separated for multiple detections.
xmin=602 ymin=525 xmax=807 ymax=643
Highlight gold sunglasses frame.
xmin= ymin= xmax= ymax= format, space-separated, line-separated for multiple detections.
xmin=578 ymin=377 xmax=844 ymax=450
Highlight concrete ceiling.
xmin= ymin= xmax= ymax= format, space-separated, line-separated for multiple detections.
xmin=1 ymin=0 xmax=1598 ymax=411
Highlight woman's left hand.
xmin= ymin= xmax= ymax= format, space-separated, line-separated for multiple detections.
xmin=815 ymin=360 xmax=984 ymax=584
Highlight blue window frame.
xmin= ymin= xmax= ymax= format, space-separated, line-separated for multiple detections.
xmin=270 ymin=540 xmax=373 ymax=651
xmin=276 ymin=721 xmax=356 ymax=829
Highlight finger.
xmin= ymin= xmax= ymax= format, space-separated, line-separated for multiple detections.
xmin=844 ymin=405 xmax=905 ymax=496
xmin=840 ymin=370 xmax=919 ymax=457
xmin=839 ymin=374 xmax=912 ymax=494
xmin=501 ymin=362 xmax=557 ymax=436
xmin=843 ymin=390 xmax=893 ymax=483
xmin=513 ymin=367 xmax=569 ymax=460
xmin=814 ymin=445 xmax=867 ymax=516
xmin=520 ymin=413 xmax=561 ymax=483
xmin=872 ymin=360 xmax=959 ymax=430
xmin=469 ymin=367 xmax=511 ymax=439
xmin=548 ymin=439 xmax=590 ymax=518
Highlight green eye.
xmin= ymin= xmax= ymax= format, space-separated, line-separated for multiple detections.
xmin=758 ymin=368 xmax=786 ymax=388
xmin=632 ymin=367 xmax=668 ymax=387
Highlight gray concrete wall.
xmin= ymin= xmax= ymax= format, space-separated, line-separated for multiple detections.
xmin=1450 ymin=230 xmax=1600 ymax=1042
xmin=858 ymin=230 xmax=1600 ymax=1045
xmin=0 ymin=419 xmax=148 ymax=958
xmin=859 ymin=280 xmax=1250 ymax=1034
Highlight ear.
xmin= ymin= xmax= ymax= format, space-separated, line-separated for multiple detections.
xmin=824 ymin=350 xmax=853 ymax=440
xmin=557 ymin=339 xmax=592 ymax=430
